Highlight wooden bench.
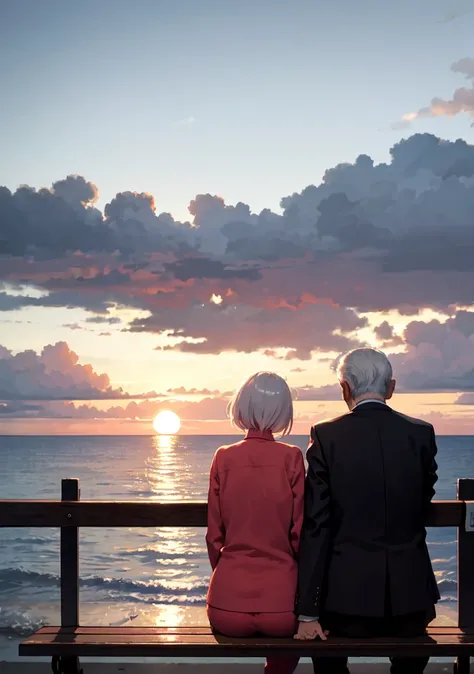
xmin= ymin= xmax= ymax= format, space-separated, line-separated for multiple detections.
xmin=20 ymin=625 xmax=474 ymax=659
xmin=1 ymin=477 xmax=473 ymax=674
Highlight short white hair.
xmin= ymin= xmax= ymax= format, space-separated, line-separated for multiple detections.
xmin=228 ymin=371 xmax=293 ymax=436
xmin=337 ymin=348 xmax=393 ymax=399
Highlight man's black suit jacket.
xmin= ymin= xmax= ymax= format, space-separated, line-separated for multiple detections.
xmin=296 ymin=402 xmax=440 ymax=618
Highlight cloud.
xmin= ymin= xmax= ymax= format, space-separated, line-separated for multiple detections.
xmin=163 ymin=257 xmax=261 ymax=281
xmin=62 ymin=323 xmax=87 ymax=331
xmin=437 ymin=1 xmax=474 ymax=23
xmin=0 ymin=395 xmax=228 ymax=421
xmin=166 ymin=386 xmax=230 ymax=396
xmin=4 ymin=130 xmax=474 ymax=366
xmin=0 ymin=342 xmax=158 ymax=401
xmin=86 ymin=316 xmax=122 ymax=325
xmin=390 ymin=312 xmax=474 ymax=391
xmin=0 ymin=178 xmax=197 ymax=258
xmin=454 ymin=392 xmax=474 ymax=404
xmin=294 ymin=384 xmax=341 ymax=401
xmin=133 ymin=301 xmax=366 ymax=359
xmin=174 ymin=116 xmax=195 ymax=125
xmin=374 ymin=321 xmax=404 ymax=346
xmin=398 ymin=58 xmax=474 ymax=127
xmin=375 ymin=321 xmax=395 ymax=340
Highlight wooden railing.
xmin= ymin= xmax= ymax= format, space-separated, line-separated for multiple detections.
xmin=0 ymin=477 xmax=473 ymax=631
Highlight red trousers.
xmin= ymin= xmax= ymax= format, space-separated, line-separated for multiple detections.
xmin=207 ymin=605 xmax=299 ymax=674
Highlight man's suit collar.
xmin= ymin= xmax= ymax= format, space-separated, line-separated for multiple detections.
xmin=352 ymin=400 xmax=391 ymax=413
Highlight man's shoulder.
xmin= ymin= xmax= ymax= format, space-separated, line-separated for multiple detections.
xmin=311 ymin=412 xmax=353 ymax=434
xmin=311 ymin=408 xmax=435 ymax=434
xmin=389 ymin=409 xmax=434 ymax=430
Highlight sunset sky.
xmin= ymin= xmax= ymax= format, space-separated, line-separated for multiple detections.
xmin=2 ymin=1 xmax=474 ymax=434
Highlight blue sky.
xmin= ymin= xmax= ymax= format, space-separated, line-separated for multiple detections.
xmin=1 ymin=0 xmax=473 ymax=220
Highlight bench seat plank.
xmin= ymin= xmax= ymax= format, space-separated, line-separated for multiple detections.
xmin=30 ymin=626 xmax=465 ymax=635
xmin=19 ymin=626 xmax=474 ymax=659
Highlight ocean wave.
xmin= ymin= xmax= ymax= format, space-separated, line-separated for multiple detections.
xmin=436 ymin=578 xmax=457 ymax=596
xmin=0 ymin=566 xmax=458 ymax=600
xmin=0 ymin=567 xmax=208 ymax=598
xmin=0 ymin=607 xmax=47 ymax=636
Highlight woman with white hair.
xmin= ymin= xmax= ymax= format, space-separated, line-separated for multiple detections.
xmin=206 ymin=371 xmax=304 ymax=674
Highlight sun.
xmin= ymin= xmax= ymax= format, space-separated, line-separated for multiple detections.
xmin=153 ymin=410 xmax=181 ymax=435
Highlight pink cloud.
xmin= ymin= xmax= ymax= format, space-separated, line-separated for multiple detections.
xmin=0 ymin=342 xmax=158 ymax=401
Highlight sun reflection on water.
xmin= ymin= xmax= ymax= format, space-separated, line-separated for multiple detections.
xmin=152 ymin=603 xmax=184 ymax=628
xmin=125 ymin=434 xmax=209 ymax=614
xmin=154 ymin=433 xmax=176 ymax=453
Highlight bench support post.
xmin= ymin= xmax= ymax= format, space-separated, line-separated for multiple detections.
xmin=52 ymin=655 xmax=82 ymax=674
xmin=57 ymin=479 xmax=82 ymax=674
xmin=455 ymin=478 xmax=474 ymax=674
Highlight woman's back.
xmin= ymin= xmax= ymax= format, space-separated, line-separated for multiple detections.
xmin=206 ymin=429 xmax=304 ymax=612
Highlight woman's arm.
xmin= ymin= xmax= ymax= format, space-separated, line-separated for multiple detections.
xmin=289 ymin=448 xmax=305 ymax=558
xmin=205 ymin=451 xmax=225 ymax=570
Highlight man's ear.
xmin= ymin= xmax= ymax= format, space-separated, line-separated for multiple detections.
xmin=386 ymin=379 xmax=396 ymax=400
xmin=340 ymin=380 xmax=351 ymax=402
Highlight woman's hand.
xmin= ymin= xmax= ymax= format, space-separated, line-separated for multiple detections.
xmin=294 ymin=620 xmax=328 ymax=640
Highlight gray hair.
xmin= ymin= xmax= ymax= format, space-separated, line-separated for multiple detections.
xmin=337 ymin=348 xmax=393 ymax=399
xmin=228 ymin=371 xmax=293 ymax=436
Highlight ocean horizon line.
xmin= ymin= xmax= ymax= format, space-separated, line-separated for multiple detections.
xmin=0 ymin=432 xmax=472 ymax=439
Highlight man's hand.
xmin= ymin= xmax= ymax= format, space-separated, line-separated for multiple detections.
xmin=294 ymin=620 xmax=328 ymax=640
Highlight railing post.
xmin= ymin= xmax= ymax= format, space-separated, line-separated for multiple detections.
xmin=455 ymin=478 xmax=474 ymax=674
xmin=61 ymin=478 xmax=79 ymax=627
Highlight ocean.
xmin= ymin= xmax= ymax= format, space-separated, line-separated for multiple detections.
xmin=0 ymin=434 xmax=472 ymax=663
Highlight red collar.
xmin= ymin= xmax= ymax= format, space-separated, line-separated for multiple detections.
xmin=245 ymin=429 xmax=274 ymax=441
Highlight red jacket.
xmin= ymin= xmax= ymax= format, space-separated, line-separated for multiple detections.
xmin=206 ymin=429 xmax=305 ymax=612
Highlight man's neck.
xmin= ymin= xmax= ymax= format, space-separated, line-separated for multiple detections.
xmin=351 ymin=396 xmax=386 ymax=410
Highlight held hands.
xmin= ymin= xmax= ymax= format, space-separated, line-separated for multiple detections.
xmin=294 ymin=620 xmax=329 ymax=641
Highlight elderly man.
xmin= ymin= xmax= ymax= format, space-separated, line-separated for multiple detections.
xmin=295 ymin=347 xmax=440 ymax=674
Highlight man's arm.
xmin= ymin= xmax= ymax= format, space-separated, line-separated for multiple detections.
xmin=296 ymin=425 xmax=331 ymax=617
xmin=423 ymin=425 xmax=438 ymax=510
